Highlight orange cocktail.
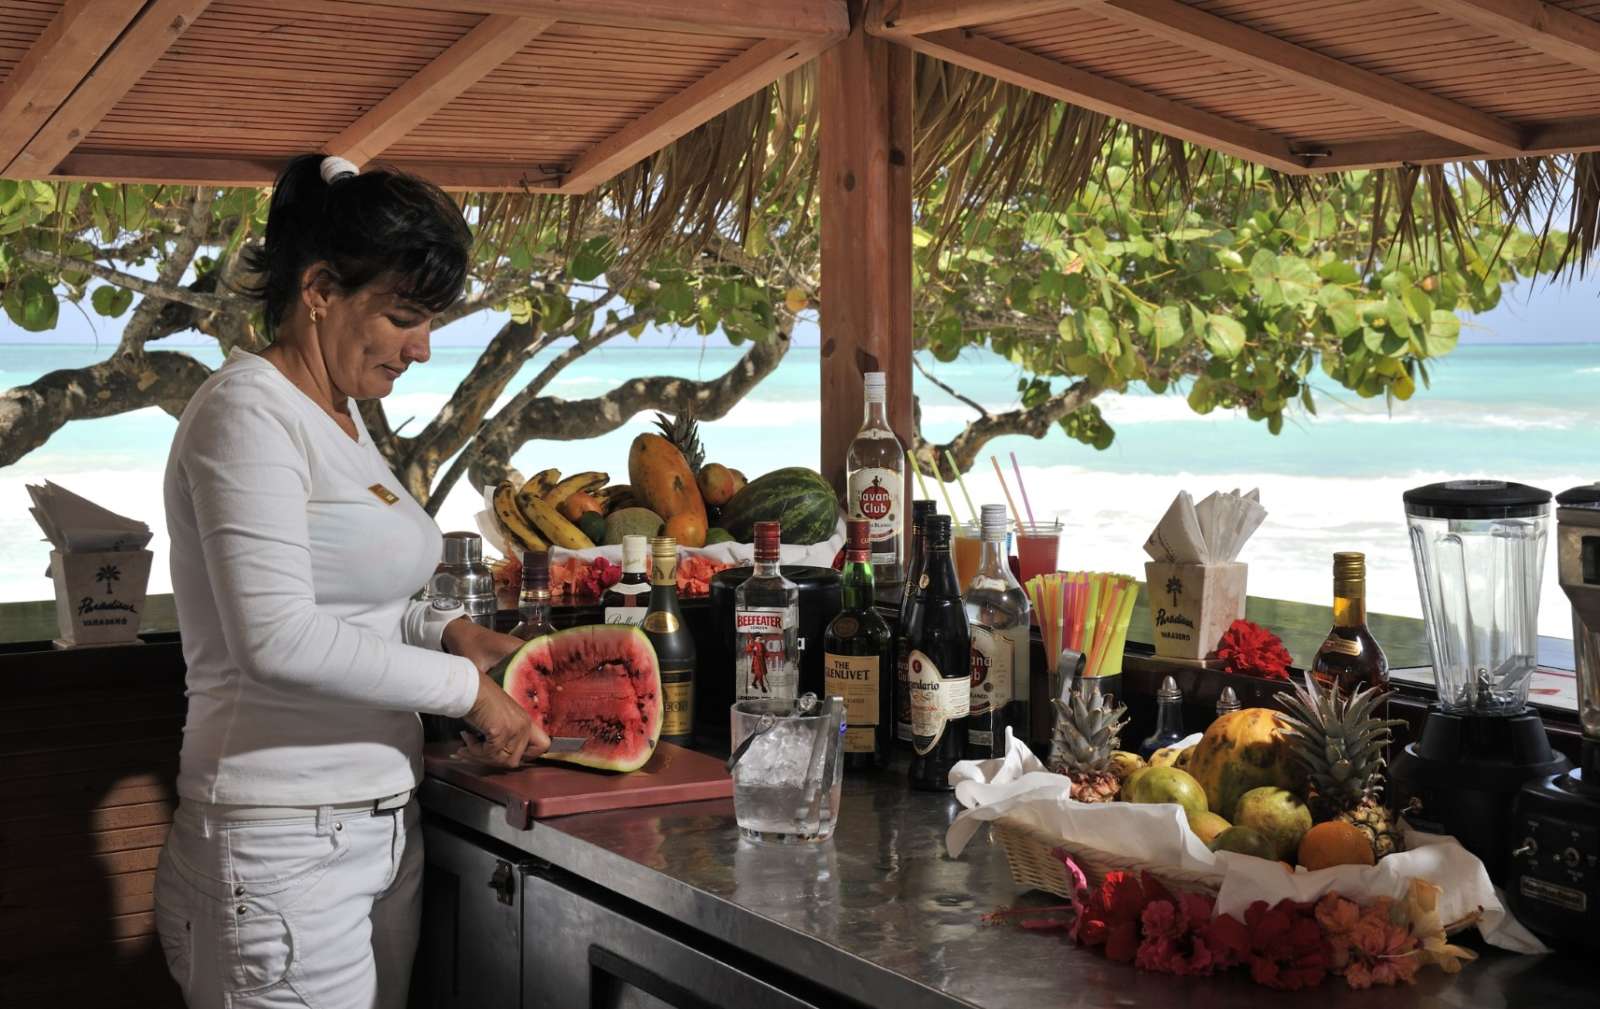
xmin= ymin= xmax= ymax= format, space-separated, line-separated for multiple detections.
xmin=952 ymin=521 xmax=983 ymax=591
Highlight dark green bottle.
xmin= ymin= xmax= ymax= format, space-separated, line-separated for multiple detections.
xmin=904 ymin=515 xmax=971 ymax=791
xmin=825 ymin=520 xmax=895 ymax=772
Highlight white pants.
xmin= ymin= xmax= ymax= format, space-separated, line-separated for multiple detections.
xmin=154 ymin=795 xmax=423 ymax=1009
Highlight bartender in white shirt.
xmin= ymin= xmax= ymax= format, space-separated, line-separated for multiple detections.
xmin=154 ymin=153 xmax=546 ymax=1009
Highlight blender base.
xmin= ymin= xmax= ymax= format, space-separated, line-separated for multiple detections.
xmin=1508 ymin=743 xmax=1600 ymax=953
xmin=1391 ymin=707 xmax=1571 ymax=884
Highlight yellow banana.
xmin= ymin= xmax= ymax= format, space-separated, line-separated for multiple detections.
xmin=517 ymin=492 xmax=595 ymax=549
xmin=494 ymin=482 xmax=548 ymax=552
xmin=543 ymin=471 xmax=609 ymax=509
xmin=519 ymin=468 xmax=561 ymax=499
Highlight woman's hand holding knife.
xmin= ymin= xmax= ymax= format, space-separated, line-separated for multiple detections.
xmin=442 ymin=618 xmax=551 ymax=768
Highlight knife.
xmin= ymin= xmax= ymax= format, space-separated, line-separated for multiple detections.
xmin=461 ymin=730 xmax=588 ymax=754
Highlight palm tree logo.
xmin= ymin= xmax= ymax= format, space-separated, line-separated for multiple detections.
xmin=1165 ymin=576 xmax=1183 ymax=607
xmin=96 ymin=564 xmax=121 ymax=596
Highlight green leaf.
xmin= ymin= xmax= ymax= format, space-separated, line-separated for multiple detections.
xmin=1425 ymin=310 xmax=1461 ymax=356
xmin=1152 ymin=304 xmax=1185 ymax=349
xmin=1317 ymin=260 xmax=1360 ymax=286
xmin=1203 ymin=314 xmax=1246 ymax=359
xmin=3 ymin=274 xmax=59 ymax=331
xmin=90 ymin=284 xmax=134 ymax=318
xmin=568 ymin=236 xmax=614 ymax=282
xmin=1084 ymin=308 xmax=1115 ymax=355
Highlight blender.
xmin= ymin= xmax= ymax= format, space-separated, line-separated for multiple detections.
xmin=1392 ymin=481 xmax=1570 ymax=883
xmin=1509 ymin=485 xmax=1600 ymax=950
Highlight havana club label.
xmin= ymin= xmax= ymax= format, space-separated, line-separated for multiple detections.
xmin=907 ymin=648 xmax=969 ymax=757
xmin=848 ymin=467 xmax=902 ymax=567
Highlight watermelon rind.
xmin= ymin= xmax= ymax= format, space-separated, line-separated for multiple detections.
xmin=719 ymin=467 xmax=840 ymax=544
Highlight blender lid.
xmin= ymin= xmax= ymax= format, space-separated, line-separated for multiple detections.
xmin=1403 ymin=480 xmax=1551 ymax=520
xmin=1556 ymin=483 xmax=1600 ymax=507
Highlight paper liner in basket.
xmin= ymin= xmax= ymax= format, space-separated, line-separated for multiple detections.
xmin=947 ymin=731 xmax=1548 ymax=955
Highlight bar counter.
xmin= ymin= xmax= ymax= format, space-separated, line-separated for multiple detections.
xmin=417 ymin=754 xmax=1590 ymax=1009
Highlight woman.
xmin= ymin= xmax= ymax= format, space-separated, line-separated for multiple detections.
xmin=153 ymin=154 xmax=546 ymax=1009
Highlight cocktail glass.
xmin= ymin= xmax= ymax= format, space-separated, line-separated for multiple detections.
xmin=1016 ymin=519 xmax=1063 ymax=586
xmin=730 ymin=696 xmax=845 ymax=843
xmin=953 ymin=520 xmax=983 ymax=591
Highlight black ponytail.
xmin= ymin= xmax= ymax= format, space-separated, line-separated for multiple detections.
xmin=243 ymin=155 xmax=472 ymax=336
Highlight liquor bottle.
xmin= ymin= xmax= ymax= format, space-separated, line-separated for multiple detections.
xmin=734 ymin=521 xmax=800 ymax=701
xmin=964 ymin=504 xmax=1031 ymax=760
xmin=825 ymin=520 xmax=895 ymax=771
xmin=847 ymin=371 xmax=905 ymax=587
xmin=896 ymin=499 xmax=938 ymax=744
xmin=601 ymin=534 xmax=651 ymax=626
xmin=1311 ymin=552 xmax=1389 ymax=695
xmin=508 ymin=549 xmax=555 ymax=641
xmin=904 ymin=515 xmax=971 ymax=791
xmin=1138 ymin=676 xmax=1187 ymax=759
xmin=643 ymin=536 xmax=695 ymax=746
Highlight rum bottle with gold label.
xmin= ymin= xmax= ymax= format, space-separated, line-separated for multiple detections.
xmin=825 ymin=520 xmax=894 ymax=771
xmin=643 ymin=536 xmax=695 ymax=746
xmin=1311 ymin=551 xmax=1388 ymax=694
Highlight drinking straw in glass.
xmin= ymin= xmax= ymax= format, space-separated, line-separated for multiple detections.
xmin=905 ymin=447 xmax=932 ymax=501
xmin=1009 ymin=452 xmax=1037 ymax=527
xmin=988 ymin=456 xmax=1027 ymax=531
xmin=945 ymin=450 xmax=979 ymax=526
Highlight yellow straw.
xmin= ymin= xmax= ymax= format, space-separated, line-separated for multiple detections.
xmin=931 ymin=459 xmax=961 ymax=522
xmin=905 ymin=447 xmax=932 ymax=501
xmin=989 ymin=456 xmax=1027 ymax=531
xmin=945 ymin=450 xmax=979 ymax=525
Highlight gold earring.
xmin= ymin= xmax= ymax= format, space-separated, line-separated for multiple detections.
xmin=309 ymin=308 xmax=320 ymax=325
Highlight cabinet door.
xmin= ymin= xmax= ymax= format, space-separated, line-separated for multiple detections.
xmin=413 ymin=822 xmax=526 ymax=1009
xmin=522 ymin=873 xmax=828 ymax=1009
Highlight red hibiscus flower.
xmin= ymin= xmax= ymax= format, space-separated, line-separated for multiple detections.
xmin=1240 ymin=900 xmax=1332 ymax=991
xmin=1135 ymin=892 xmax=1224 ymax=976
xmin=1071 ymin=871 xmax=1173 ymax=963
xmin=1213 ymin=619 xmax=1294 ymax=680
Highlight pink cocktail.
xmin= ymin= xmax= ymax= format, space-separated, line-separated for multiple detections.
xmin=1015 ymin=520 xmax=1063 ymax=586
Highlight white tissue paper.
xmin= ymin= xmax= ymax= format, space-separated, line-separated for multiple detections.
xmin=1143 ymin=488 xmax=1266 ymax=565
xmin=946 ymin=732 xmax=1548 ymax=955
xmin=27 ymin=480 xmax=153 ymax=559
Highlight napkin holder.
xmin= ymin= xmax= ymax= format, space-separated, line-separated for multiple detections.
xmin=50 ymin=549 xmax=151 ymax=648
xmin=1143 ymin=561 xmax=1246 ymax=662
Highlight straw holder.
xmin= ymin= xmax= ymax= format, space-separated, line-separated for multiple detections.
xmin=1142 ymin=561 xmax=1246 ymax=662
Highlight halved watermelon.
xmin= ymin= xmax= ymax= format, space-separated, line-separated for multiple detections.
xmin=501 ymin=625 xmax=662 ymax=772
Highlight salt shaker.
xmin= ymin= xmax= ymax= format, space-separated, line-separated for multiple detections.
xmin=430 ymin=532 xmax=497 ymax=627
xmin=1216 ymin=684 xmax=1241 ymax=717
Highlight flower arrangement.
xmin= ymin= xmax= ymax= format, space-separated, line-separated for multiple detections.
xmin=985 ymin=854 xmax=1475 ymax=990
xmin=1212 ymin=618 xmax=1294 ymax=680
xmin=493 ymin=552 xmax=731 ymax=603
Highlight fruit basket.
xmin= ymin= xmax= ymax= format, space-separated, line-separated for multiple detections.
xmin=992 ymin=815 xmax=1223 ymax=899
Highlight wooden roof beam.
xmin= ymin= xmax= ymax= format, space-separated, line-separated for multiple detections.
xmin=904 ymin=29 xmax=1308 ymax=174
xmin=3 ymin=0 xmax=213 ymax=180
xmin=0 ymin=1 xmax=145 ymax=173
xmin=1309 ymin=118 xmax=1600 ymax=172
xmin=325 ymin=15 xmax=554 ymax=167
xmin=1414 ymin=0 xmax=1600 ymax=76
xmin=558 ymin=34 xmax=844 ymax=193
xmin=49 ymin=153 xmax=567 ymax=192
xmin=867 ymin=1 xmax=1073 ymax=36
xmin=375 ymin=1 xmax=849 ymax=39
xmin=1078 ymin=0 xmax=1524 ymax=157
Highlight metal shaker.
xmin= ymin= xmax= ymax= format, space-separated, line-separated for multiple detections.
xmin=430 ymin=531 xmax=497 ymax=627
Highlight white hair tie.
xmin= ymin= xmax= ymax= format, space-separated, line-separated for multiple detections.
xmin=320 ymin=156 xmax=359 ymax=184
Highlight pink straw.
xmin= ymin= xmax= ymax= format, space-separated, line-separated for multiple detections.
xmin=1009 ymin=452 xmax=1037 ymax=527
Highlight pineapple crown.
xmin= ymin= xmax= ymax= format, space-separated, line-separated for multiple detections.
xmin=653 ymin=410 xmax=704 ymax=473
xmin=1276 ymin=673 xmax=1406 ymax=810
xmin=1049 ymin=688 xmax=1128 ymax=774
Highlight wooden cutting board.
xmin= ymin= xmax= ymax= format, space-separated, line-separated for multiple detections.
xmin=424 ymin=741 xmax=733 ymax=828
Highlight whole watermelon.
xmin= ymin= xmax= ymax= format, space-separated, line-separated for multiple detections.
xmin=720 ymin=467 xmax=840 ymax=545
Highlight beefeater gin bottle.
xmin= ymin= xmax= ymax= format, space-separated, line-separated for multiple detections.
xmin=734 ymin=521 xmax=800 ymax=701
xmin=847 ymin=371 xmax=905 ymax=587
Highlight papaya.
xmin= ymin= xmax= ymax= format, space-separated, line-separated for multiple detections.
xmin=1185 ymin=708 xmax=1305 ymax=822
xmin=628 ymin=434 xmax=707 ymax=529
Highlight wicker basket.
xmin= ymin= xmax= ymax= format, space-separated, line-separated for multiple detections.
xmin=993 ymin=815 xmax=1224 ymax=899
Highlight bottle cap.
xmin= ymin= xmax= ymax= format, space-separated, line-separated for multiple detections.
xmin=621 ymin=535 xmax=647 ymax=570
xmin=442 ymin=531 xmax=482 ymax=566
xmin=863 ymin=371 xmax=886 ymax=401
xmin=980 ymin=503 xmax=1009 ymax=540
xmin=1333 ymin=551 xmax=1366 ymax=596
xmin=845 ymin=519 xmax=870 ymax=556
xmin=1157 ymin=674 xmax=1183 ymax=702
xmin=924 ymin=514 xmax=952 ymax=548
xmin=754 ymin=520 xmax=781 ymax=562
xmin=521 ymin=549 xmax=549 ymax=589
xmin=911 ymin=499 xmax=937 ymax=524
xmin=650 ymin=536 xmax=678 ymax=585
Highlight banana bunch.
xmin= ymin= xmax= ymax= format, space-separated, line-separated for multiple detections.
xmin=492 ymin=469 xmax=616 ymax=552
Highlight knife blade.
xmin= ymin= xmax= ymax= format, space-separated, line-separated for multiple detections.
xmin=545 ymin=736 xmax=588 ymax=753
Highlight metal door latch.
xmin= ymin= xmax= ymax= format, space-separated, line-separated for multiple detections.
xmin=488 ymin=861 xmax=516 ymax=906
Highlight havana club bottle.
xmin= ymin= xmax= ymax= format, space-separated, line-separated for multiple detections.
xmin=847 ymin=371 xmax=905 ymax=587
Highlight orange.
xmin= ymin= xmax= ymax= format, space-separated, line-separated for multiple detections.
xmin=1297 ymin=820 xmax=1377 ymax=870
xmin=558 ymin=491 xmax=603 ymax=523
xmin=665 ymin=511 xmax=707 ymax=548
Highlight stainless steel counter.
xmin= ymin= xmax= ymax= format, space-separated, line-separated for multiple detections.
xmin=420 ymin=760 xmax=1590 ymax=1009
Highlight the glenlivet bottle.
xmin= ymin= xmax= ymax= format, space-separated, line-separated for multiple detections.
xmin=509 ymin=549 xmax=555 ymax=641
xmin=643 ymin=536 xmax=695 ymax=746
xmin=965 ymin=504 xmax=1031 ymax=759
xmin=896 ymin=499 xmax=937 ymax=745
xmin=825 ymin=520 xmax=895 ymax=771
xmin=734 ymin=521 xmax=800 ymax=701
xmin=601 ymin=534 xmax=650 ymax=626
xmin=904 ymin=515 xmax=971 ymax=790
xmin=1311 ymin=552 xmax=1389 ymax=695
xmin=847 ymin=371 xmax=905 ymax=587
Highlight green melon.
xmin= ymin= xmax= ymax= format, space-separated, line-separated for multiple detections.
xmin=719 ymin=468 xmax=840 ymax=545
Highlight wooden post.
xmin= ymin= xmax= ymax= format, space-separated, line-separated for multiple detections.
xmin=818 ymin=5 xmax=914 ymax=499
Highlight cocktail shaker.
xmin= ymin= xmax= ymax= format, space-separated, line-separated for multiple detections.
xmin=430 ymin=531 xmax=496 ymax=627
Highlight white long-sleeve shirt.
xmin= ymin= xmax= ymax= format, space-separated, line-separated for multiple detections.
xmin=164 ymin=349 xmax=479 ymax=806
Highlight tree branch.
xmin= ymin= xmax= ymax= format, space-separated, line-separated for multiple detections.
xmin=913 ymin=380 xmax=1102 ymax=477
xmin=18 ymin=248 xmax=232 ymax=317
xmin=0 ymin=353 xmax=214 ymax=467
xmin=119 ymin=189 xmax=216 ymax=355
xmin=915 ymin=356 xmax=989 ymax=417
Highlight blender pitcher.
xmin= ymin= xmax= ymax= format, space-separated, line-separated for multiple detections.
xmin=1404 ymin=480 xmax=1551 ymax=713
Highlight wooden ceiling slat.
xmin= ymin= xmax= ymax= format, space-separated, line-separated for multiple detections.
xmin=326 ymin=15 xmax=555 ymax=165
xmin=375 ymin=0 xmax=847 ymax=39
xmin=49 ymin=152 xmax=571 ymax=191
xmin=1415 ymin=0 xmax=1600 ymax=73
xmin=869 ymin=0 xmax=1072 ymax=35
xmin=0 ymin=1 xmax=143 ymax=171
xmin=4 ymin=0 xmax=214 ymax=179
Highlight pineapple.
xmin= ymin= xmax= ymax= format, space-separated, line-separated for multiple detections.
xmin=1049 ymin=689 xmax=1129 ymax=803
xmin=1277 ymin=673 xmax=1408 ymax=858
xmin=653 ymin=411 xmax=704 ymax=473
